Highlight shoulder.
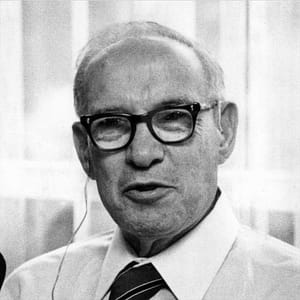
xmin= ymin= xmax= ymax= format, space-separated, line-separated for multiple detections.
xmin=235 ymin=225 xmax=300 ymax=266
xmin=230 ymin=226 xmax=300 ymax=298
xmin=13 ymin=229 xmax=114 ymax=276
xmin=208 ymin=225 xmax=300 ymax=299
xmin=0 ymin=230 xmax=114 ymax=300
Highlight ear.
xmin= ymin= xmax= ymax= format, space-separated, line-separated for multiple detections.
xmin=72 ymin=122 xmax=95 ymax=179
xmin=218 ymin=101 xmax=238 ymax=165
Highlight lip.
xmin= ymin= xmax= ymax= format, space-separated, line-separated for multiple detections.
xmin=123 ymin=182 xmax=174 ymax=204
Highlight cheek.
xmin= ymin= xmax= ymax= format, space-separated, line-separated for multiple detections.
xmin=193 ymin=119 xmax=220 ymax=170
xmin=172 ymin=126 xmax=219 ymax=213
xmin=176 ymin=129 xmax=219 ymax=181
xmin=90 ymin=151 xmax=125 ymax=203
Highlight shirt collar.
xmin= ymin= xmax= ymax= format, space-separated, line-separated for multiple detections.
xmin=95 ymin=191 xmax=238 ymax=300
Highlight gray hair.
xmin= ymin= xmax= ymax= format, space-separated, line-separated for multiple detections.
xmin=74 ymin=21 xmax=224 ymax=116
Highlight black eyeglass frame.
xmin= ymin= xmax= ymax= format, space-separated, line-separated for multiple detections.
xmin=80 ymin=101 xmax=218 ymax=151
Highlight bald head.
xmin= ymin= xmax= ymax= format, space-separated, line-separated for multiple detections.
xmin=74 ymin=21 xmax=224 ymax=116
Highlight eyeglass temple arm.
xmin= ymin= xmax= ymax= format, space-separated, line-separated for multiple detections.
xmin=200 ymin=100 xmax=219 ymax=111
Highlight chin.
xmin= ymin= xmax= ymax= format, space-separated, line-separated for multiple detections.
xmin=125 ymin=219 xmax=181 ymax=239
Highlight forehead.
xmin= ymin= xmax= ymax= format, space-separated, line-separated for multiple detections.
xmin=85 ymin=37 xmax=207 ymax=113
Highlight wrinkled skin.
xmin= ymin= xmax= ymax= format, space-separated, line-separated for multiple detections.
xmin=73 ymin=37 xmax=238 ymax=256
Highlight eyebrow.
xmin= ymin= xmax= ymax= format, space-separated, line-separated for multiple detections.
xmin=158 ymin=98 xmax=192 ymax=107
xmin=91 ymin=106 xmax=127 ymax=115
xmin=90 ymin=97 xmax=194 ymax=115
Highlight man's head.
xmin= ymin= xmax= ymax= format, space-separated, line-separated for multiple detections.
xmin=72 ymin=21 xmax=238 ymax=255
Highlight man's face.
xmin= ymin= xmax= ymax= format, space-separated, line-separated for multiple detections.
xmin=83 ymin=38 xmax=222 ymax=241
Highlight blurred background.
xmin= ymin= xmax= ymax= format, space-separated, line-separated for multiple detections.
xmin=1 ymin=0 xmax=300 ymax=276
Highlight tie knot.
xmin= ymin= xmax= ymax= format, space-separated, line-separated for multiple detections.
xmin=109 ymin=262 xmax=168 ymax=300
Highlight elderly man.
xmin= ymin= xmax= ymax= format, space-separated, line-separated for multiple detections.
xmin=1 ymin=21 xmax=300 ymax=300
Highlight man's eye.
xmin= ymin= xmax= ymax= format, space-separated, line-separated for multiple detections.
xmin=100 ymin=117 xmax=124 ymax=129
xmin=161 ymin=111 xmax=186 ymax=122
xmin=90 ymin=117 xmax=131 ymax=143
xmin=91 ymin=117 xmax=129 ymax=135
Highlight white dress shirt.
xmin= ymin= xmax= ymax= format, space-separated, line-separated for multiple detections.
xmin=1 ymin=193 xmax=300 ymax=300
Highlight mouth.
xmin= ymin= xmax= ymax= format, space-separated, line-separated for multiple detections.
xmin=123 ymin=182 xmax=173 ymax=204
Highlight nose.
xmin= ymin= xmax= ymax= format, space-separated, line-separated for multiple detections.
xmin=125 ymin=122 xmax=165 ymax=168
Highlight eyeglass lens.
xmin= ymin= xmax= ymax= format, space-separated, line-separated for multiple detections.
xmin=90 ymin=108 xmax=194 ymax=150
xmin=91 ymin=117 xmax=132 ymax=150
xmin=152 ymin=109 xmax=193 ymax=142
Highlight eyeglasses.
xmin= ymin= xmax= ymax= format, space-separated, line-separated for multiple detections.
xmin=80 ymin=101 xmax=218 ymax=151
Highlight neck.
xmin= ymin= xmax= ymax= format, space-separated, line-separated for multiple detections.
xmin=123 ymin=223 xmax=194 ymax=257
xmin=123 ymin=189 xmax=221 ymax=257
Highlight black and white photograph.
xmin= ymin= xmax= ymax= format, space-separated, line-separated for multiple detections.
xmin=1 ymin=1 xmax=300 ymax=299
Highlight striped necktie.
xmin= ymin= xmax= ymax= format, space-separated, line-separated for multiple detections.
xmin=109 ymin=262 xmax=168 ymax=300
